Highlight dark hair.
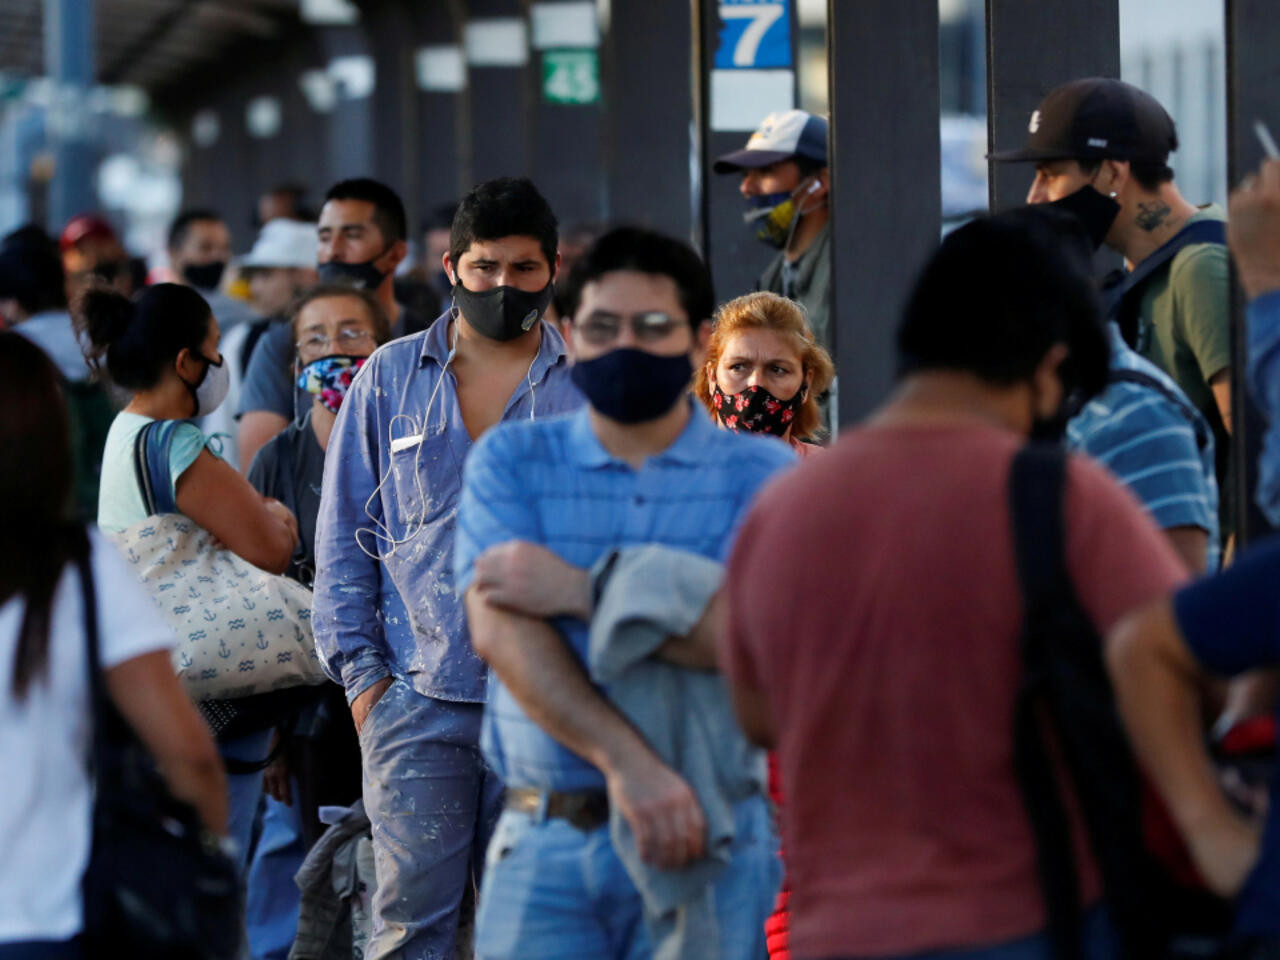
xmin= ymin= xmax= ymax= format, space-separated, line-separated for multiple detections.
xmin=167 ymin=209 xmax=225 ymax=252
xmin=287 ymin=283 xmax=392 ymax=347
xmin=0 ymin=332 xmax=77 ymax=700
xmin=792 ymin=155 xmax=826 ymax=178
xmin=1076 ymin=156 xmax=1175 ymax=192
xmin=560 ymin=226 xmax=715 ymax=331
xmin=0 ymin=225 xmax=67 ymax=314
xmin=325 ymin=178 xmax=407 ymax=244
xmin=422 ymin=202 xmax=458 ymax=234
xmin=78 ymin=283 xmax=214 ymax=391
xmin=897 ymin=208 xmax=1109 ymax=400
xmin=449 ymin=177 xmax=559 ymax=274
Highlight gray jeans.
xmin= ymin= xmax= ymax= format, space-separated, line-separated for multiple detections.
xmin=359 ymin=679 xmax=502 ymax=960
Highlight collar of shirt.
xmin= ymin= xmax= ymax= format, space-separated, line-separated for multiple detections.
xmin=567 ymin=397 xmax=720 ymax=470
xmin=418 ymin=310 xmax=569 ymax=384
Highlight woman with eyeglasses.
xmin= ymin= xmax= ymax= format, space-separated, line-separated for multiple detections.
xmin=81 ymin=283 xmax=300 ymax=881
xmin=240 ymin=285 xmax=391 ymax=959
xmin=694 ymin=291 xmax=833 ymax=458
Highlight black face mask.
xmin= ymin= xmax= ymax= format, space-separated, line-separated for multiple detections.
xmin=183 ymin=261 xmax=226 ymax=291
xmin=570 ymin=348 xmax=693 ymax=424
xmin=1047 ymin=185 xmax=1121 ymax=252
xmin=453 ymin=279 xmax=553 ymax=342
xmin=317 ymin=258 xmax=388 ymax=291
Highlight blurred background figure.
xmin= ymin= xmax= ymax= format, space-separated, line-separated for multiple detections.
xmin=58 ymin=214 xmax=143 ymax=302
xmin=0 ymin=225 xmax=114 ymax=523
xmin=257 ymin=183 xmax=312 ymax=229
xmin=168 ymin=208 xmax=257 ymax=331
xmin=0 ymin=330 xmax=227 ymax=960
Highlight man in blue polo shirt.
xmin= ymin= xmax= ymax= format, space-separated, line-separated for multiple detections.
xmin=1108 ymin=158 xmax=1280 ymax=946
xmin=454 ymin=226 xmax=793 ymax=959
xmin=312 ymin=177 xmax=583 ymax=959
xmin=1067 ymin=324 xmax=1219 ymax=572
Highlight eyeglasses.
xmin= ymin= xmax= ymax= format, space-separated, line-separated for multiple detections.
xmin=296 ymin=328 xmax=375 ymax=356
xmin=575 ymin=311 xmax=687 ymax=347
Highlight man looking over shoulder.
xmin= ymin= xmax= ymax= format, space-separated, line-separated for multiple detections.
xmin=993 ymin=77 xmax=1233 ymax=535
xmin=312 ymin=177 xmax=582 ymax=960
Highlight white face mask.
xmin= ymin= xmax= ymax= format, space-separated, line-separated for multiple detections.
xmin=187 ymin=354 xmax=229 ymax=417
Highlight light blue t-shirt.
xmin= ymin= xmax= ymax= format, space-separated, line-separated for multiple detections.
xmin=97 ymin=412 xmax=211 ymax=533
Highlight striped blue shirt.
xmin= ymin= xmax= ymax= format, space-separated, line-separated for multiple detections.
xmin=1067 ymin=323 xmax=1219 ymax=569
xmin=454 ymin=401 xmax=796 ymax=791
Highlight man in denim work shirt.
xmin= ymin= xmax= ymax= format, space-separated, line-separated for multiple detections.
xmin=312 ymin=177 xmax=582 ymax=959
xmin=455 ymin=227 xmax=793 ymax=959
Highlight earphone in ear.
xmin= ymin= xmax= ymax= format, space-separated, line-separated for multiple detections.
xmin=806 ymin=181 xmax=821 ymax=196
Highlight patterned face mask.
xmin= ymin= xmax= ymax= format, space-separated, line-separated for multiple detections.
xmin=711 ymin=382 xmax=806 ymax=436
xmin=296 ymin=355 xmax=369 ymax=414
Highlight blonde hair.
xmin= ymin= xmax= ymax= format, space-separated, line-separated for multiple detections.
xmin=694 ymin=291 xmax=834 ymax=442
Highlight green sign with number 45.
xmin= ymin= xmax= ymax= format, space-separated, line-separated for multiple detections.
xmin=542 ymin=49 xmax=600 ymax=105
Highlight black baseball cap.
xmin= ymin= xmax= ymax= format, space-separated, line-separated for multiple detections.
xmin=989 ymin=77 xmax=1178 ymax=165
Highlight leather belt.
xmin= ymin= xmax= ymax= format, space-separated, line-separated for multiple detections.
xmin=505 ymin=787 xmax=610 ymax=832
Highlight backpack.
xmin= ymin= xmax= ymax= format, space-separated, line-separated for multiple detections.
xmin=1009 ymin=444 xmax=1231 ymax=960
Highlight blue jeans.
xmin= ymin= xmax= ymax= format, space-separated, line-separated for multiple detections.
xmin=360 ymin=679 xmax=502 ymax=960
xmin=474 ymin=793 xmax=781 ymax=960
xmin=245 ymin=792 xmax=305 ymax=960
xmin=220 ymin=728 xmax=274 ymax=874
xmin=0 ymin=940 xmax=81 ymax=959
xmin=823 ymin=906 xmax=1119 ymax=960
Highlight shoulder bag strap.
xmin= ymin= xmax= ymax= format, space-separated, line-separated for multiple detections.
xmin=73 ymin=528 xmax=114 ymax=778
xmin=1009 ymin=443 xmax=1084 ymax=960
xmin=134 ymin=419 xmax=186 ymax=516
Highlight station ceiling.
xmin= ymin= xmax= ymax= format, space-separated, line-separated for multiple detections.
xmin=0 ymin=0 xmax=304 ymax=94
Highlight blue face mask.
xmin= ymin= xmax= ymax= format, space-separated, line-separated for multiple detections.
xmin=570 ymin=348 xmax=693 ymax=424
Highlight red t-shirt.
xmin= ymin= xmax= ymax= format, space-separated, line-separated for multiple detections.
xmin=722 ymin=423 xmax=1188 ymax=960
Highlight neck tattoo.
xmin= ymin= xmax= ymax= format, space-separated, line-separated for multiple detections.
xmin=1135 ymin=200 xmax=1173 ymax=232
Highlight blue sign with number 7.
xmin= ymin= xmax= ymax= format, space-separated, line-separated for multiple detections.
xmin=715 ymin=0 xmax=792 ymax=70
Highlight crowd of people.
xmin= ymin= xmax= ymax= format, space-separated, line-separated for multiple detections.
xmin=2 ymin=74 xmax=1280 ymax=960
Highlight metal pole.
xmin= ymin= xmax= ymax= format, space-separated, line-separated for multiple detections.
xmin=827 ymin=0 xmax=940 ymax=426
xmin=43 ymin=0 xmax=97 ymax=229
xmin=985 ymin=0 xmax=1119 ymax=213
xmin=1225 ymin=0 xmax=1280 ymax=547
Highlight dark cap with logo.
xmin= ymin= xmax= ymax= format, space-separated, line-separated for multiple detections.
xmin=989 ymin=77 xmax=1178 ymax=165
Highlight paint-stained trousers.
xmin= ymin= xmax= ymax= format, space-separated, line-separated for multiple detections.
xmin=358 ymin=678 xmax=502 ymax=960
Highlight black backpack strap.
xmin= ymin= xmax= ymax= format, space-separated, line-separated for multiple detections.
xmin=1011 ymin=445 xmax=1174 ymax=960
xmin=1010 ymin=444 xmax=1084 ymax=960
xmin=1105 ymin=219 xmax=1227 ymax=347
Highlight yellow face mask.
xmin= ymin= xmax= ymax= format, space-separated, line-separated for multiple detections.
xmin=742 ymin=178 xmax=820 ymax=249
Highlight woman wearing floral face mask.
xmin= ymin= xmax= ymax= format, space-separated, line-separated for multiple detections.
xmin=693 ymin=290 xmax=833 ymax=960
xmin=695 ymin=290 xmax=834 ymax=457
xmin=240 ymin=285 xmax=389 ymax=957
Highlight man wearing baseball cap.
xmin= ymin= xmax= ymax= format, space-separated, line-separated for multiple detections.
xmin=715 ymin=110 xmax=832 ymax=355
xmin=217 ymin=218 xmax=319 ymax=471
xmin=992 ymin=78 xmax=1233 ymax=538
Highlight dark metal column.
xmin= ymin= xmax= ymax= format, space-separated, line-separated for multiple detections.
xmin=43 ymin=0 xmax=97 ymax=229
xmin=985 ymin=0 xmax=1120 ymax=213
xmin=828 ymin=0 xmax=940 ymax=426
xmin=317 ymin=26 xmax=376 ymax=179
xmin=464 ymin=0 xmax=532 ymax=185
xmin=408 ymin=0 xmax=466 ymax=213
xmin=696 ymin=0 xmax=800 ymax=307
xmin=1226 ymin=0 xmax=1280 ymax=546
xmin=526 ymin=1 xmax=604 ymax=226
xmin=599 ymin=0 xmax=695 ymax=240
xmin=366 ymin=0 xmax=417 ymax=211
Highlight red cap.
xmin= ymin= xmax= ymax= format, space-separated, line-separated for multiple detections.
xmin=59 ymin=214 xmax=118 ymax=253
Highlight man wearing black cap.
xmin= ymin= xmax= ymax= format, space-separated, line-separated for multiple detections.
xmin=715 ymin=110 xmax=832 ymax=356
xmin=992 ymin=78 xmax=1233 ymax=534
